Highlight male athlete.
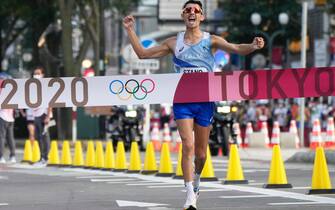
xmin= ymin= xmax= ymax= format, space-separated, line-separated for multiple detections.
xmin=123 ymin=1 xmax=264 ymax=209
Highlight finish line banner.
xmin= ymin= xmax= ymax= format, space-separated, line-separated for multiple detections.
xmin=0 ymin=67 xmax=334 ymax=109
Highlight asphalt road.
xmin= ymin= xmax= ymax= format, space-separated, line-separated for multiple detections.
xmin=1 ymin=155 xmax=335 ymax=210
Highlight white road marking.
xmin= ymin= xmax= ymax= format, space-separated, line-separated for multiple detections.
xmin=244 ymin=169 xmax=268 ymax=173
xmin=248 ymin=182 xmax=265 ymax=186
xmin=220 ymin=195 xmax=274 ymax=199
xmin=268 ymin=202 xmax=323 ymax=205
xmin=104 ymin=172 xmax=335 ymax=205
xmin=127 ymin=182 xmax=174 ymax=186
xmin=116 ymin=200 xmax=168 ymax=207
xmin=0 ymin=203 xmax=8 ymax=206
xmin=107 ymin=181 xmax=137 ymax=184
xmin=147 ymin=185 xmax=184 ymax=188
xmin=181 ymin=189 xmax=231 ymax=192
xmin=77 ymin=175 xmax=124 ymax=179
xmin=90 ymin=178 xmax=135 ymax=182
xmin=293 ymin=187 xmax=311 ymax=190
xmin=213 ymin=169 xmax=227 ymax=172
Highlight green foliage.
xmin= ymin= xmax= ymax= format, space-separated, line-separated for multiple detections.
xmin=219 ymin=0 xmax=300 ymax=43
xmin=109 ymin=0 xmax=141 ymax=15
xmin=0 ymin=0 xmax=57 ymax=65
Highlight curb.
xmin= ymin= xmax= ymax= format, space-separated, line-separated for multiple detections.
xmin=286 ymin=150 xmax=335 ymax=164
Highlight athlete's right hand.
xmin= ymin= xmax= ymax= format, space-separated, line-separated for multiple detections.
xmin=123 ymin=15 xmax=135 ymax=30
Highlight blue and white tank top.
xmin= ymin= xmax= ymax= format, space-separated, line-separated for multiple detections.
xmin=173 ymin=31 xmax=215 ymax=73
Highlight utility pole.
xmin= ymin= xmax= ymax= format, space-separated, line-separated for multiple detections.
xmin=99 ymin=0 xmax=106 ymax=76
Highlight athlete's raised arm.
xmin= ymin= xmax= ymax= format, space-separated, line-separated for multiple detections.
xmin=123 ymin=15 xmax=176 ymax=59
xmin=211 ymin=35 xmax=264 ymax=55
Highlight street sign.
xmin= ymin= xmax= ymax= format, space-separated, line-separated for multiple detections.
xmin=130 ymin=59 xmax=160 ymax=70
xmin=314 ymin=39 xmax=328 ymax=67
xmin=122 ymin=39 xmax=160 ymax=71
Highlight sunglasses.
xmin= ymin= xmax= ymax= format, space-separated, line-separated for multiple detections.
xmin=183 ymin=7 xmax=202 ymax=14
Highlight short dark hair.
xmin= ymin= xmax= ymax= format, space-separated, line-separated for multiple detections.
xmin=34 ymin=66 xmax=45 ymax=74
xmin=182 ymin=0 xmax=203 ymax=10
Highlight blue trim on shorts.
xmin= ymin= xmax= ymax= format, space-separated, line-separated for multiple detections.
xmin=173 ymin=102 xmax=215 ymax=127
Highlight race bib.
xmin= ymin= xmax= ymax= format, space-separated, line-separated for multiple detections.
xmin=181 ymin=67 xmax=208 ymax=73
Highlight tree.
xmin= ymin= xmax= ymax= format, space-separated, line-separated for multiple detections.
xmin=109 ymin=0 xmax=141 ymax=73
xmin=0 ymin=0 xmax=56 ymax=70
xmin=219 ymin=0 xmax=300 ymax=43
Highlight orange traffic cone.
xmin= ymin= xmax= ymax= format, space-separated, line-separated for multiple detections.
xmin=151 ymin=122 xmax=161 ymax=152
xmin=261 ymin=121 xmax=270 ymax=148
xmin=243 ymin=122 xmax=253 ymax=148
xmin=172 ymin=133 xmax=182 ymax=153
xmin=310 ymin=119 xmax=323 ymax=149
xmin=233 ymin=123 xmax=242 ymax=147
xmin=218 ymin=147 xmax=223 ymax=157
xmin=325 ymin=117 xmax=335 ymax=148
xmin=289 ymin=120 xmax=300 ymax=149
xmin=163 ymin=123 xmax=172 ymax=149
xmin=270 ymin=121 xmax=280 ymax=147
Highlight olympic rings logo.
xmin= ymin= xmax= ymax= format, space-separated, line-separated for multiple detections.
xmin=109 ymin=78 xmax=156 ymax=100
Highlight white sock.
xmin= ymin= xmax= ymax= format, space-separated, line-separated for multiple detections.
xmin=184 ymin=181 xmax=196 ymax=208
xmin=185 ymin=181 xmax=193 ymax=192
xmin=193 ymin=173 xmax=201 ymax=190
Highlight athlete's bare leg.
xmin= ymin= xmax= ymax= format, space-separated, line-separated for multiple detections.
xmin=194 ymin=123 xmax=210 ymax=174
xmin=177 ymin=119 xmax=197 ymax=209
xmin=176 ymin=119 xmax=194 ymax=182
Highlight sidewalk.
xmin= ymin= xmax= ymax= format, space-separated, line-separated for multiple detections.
xmin=238 ymin=147 xmax=303 ymax=162
xmin=238 ymin=147 xmax=335 ymax=165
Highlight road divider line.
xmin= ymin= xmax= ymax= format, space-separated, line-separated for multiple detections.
xmin=292 ymin=187 xmax=311 ymax=190
xmin=91 ymin=178 xmax=135 ymax=182
xmin=77 ymin=175 xmax=125 ymax=179
xmin=147 ymin=185 xmax=183 ymax=188
xmin=127 ymin=183 xmax=175 ymax=186
xmin=268 ymin=202 xmax=323 ymax=205
xmin=220 ymin=195 xmax=274 ymax=199
xmin=248 ymin=182 xmax=265 ymax=186
xmin=0 ymin=203 xmax=8 ymax=206
xmin=107 ymin=172 xmax=335 ymax=204
xmin=182 ymin=189 xmax=231 ymax=192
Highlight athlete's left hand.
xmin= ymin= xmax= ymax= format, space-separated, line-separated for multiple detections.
xmin=252 ymin=37 xmax=265 ymax=50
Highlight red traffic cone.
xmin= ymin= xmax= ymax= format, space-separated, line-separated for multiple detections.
xmin=233 ymin=123 xmax=242 ymax=147
xmin=271 ymin=121 xmax=280 ymax=147
xmin=289 ymin=120 xmax=300 ymax=149
xmin=310 ymin=119 xmax=322 ymax=149
xmin=325 ymin=117 xmax=335 ymax=149
xmin=151 ymin=122 xmax=161 ymax=152
xmin=172 ymin=132 xmax=182 ymax=153
xmin=163 ymin=123 xmax=172 ymax=142
xmin=243 ymin=122 xmax=253 ymax=148
xmin=261 ymin=121 xmax=270 ymax=148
